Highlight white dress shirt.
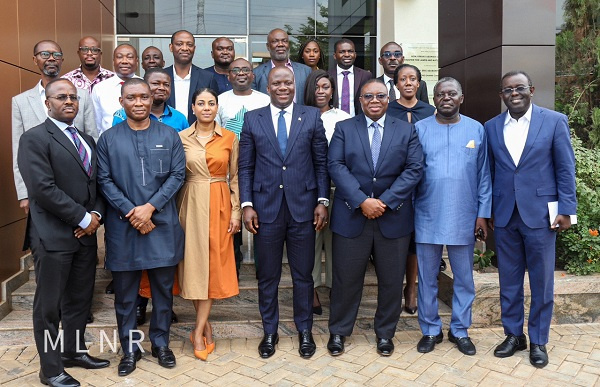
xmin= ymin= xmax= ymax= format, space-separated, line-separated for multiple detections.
xmin=38 ymin=81 xmax=49 ymax=117
xmin=337 ymin=65 xmax=356 ymax=116
xmin=382 ymin=74 xmax=400 ymax=100
xmin=321 ymin=108 xmax=351 ymax=143
xmin=270 ymin=103 xmax=293 ymax=136
xmin=365 ymin=114 xmax=386 ymax=145
xmin=173 ymin=67 xmax=192 ymax=116
xmin=503 ymin=104 xmax=533 ymax=166
xmin=91 ymin=75 xmax=141 ymax=135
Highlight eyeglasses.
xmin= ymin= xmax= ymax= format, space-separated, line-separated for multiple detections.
xmin=500 ymin=86 xmax=531 ymax=96
xmin=230 ymin=67 xmax=252 ymax=75
xmin=381 ymin=51 xmax=403 ymax=59
xmin=79 ymin=46 xmax=101 ymax=54
xmin=35 ymin=51 xmax=63 ymax=60
xmin=47 ymin=94 xmax=80 ymax=102
xmin=360 ymin=93 xmax=388 ymax=102
xmin=435 ymin=91 xmax=460 ymax=98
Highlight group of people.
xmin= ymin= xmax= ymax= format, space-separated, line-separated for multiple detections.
xmin=12 ymin=25 xmax=576 ymax=387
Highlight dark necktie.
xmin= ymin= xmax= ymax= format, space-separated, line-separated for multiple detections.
xmin=371 ymin=122 xmax=381 ymax=169
xmin=388 ymin=79 xmax=397 ymax=100
xmin=277 ymin=110 xmax=287 ymax=155
xmin=341 ymin=70 xmax=350 ymax=114
xmin=67 ymin=127 xmax=92 ymax=176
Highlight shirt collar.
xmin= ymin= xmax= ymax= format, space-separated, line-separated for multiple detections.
xmin=365 ymin=114 xmax=386 ymax=129
xmin=271 ymin=59 xmax=293 ymax=69
xmin=383 ymin=74 xmax=394 ymax=84
xmin=189 ymin=121 xmax=224 ymax=137
xmin=173 ymin=67 xmax=192 ymax=81
xmin=504 ymin=103 xmax=533 ymax=125
xmin=38 ymin=80 xmax=45 ymax=96
xmin=270 ymin=103 xmax=294 ymax=118
xmin=48 ymin=116 xmax=71 ymax=131
xmin=337 ymin=65 xmax=354 ymax=75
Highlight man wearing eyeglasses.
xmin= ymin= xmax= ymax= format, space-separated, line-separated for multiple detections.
xmin=377 ymin=42 xmax=429 ymax=104
xmin=12 ymin=40 xmax=97 ymax=216
xmin=485 ymin=71 xmax=576 ymax=368
xmin=63 ymin=36 xmax=115 ymax=93
xmin=18 ymin=78 xmax=109 ymax=387
xmin=326 ymin=79 xmax=423 ymax=357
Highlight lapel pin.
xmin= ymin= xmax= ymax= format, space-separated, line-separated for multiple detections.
xmin=298 ymin=117 xmax=302 ymax=121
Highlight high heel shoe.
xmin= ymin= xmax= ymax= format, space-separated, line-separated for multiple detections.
xmin=204 ymin=322 xmax=215 ymax=354
xmin=190 ymin=332 xmax=208 ymax=361
xmin=403 ymin=286 xmax=418 ymax=315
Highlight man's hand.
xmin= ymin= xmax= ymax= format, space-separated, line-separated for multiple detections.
xmin=74 ymin=213 xmax=101 ymax=238
xmin=19 ymin=199 xmax=29 ymax=215
xmin=314 ymin=204 xmax=329 ymax=231
xmin=243 ymin=207 xmax=259 ymax=234
xmin=360 ymin=198 xmax=386 ymax=219
xmin=139 ymin=220 xmax=156 ymax=235
xmin=126 ymin=203 xmax=156 ymax=229
xmin=487 ymin=217 xmax=494 ymax=231
xmin=228 ymin=218 xmax=242 ymax=234
xmin=475 ymin=217 xmax=488 ymax=241
xmin=552 ymin=214 xmax=572 ymax=232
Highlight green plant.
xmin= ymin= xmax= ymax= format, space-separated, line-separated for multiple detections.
xmin=473 ymin=248 xmax=495 ymax=270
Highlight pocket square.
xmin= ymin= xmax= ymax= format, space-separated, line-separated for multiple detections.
xmin=466 ymin=140 xmax=475 ymax=148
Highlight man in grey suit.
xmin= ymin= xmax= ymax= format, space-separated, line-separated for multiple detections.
xmin=12 ymin=40 xmax=97 ymax=215
xmin=251 ymin=28 xmax=312 ymax=105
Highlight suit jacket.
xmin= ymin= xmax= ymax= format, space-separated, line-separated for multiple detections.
xmin=251 ymin=61 xmax=312 ymax=106
xmin=238 ymin=104 xmax=329 ymax=224
xmin=17 ymin=118 xmax=104 ymax=251
xmin=12 ymin=86 xmax=97 ymax=200
xmin=485 ymin=104 xmax=577 ymax=228
xmin=330 ymin=66 xmax=373 ymax=114
xmin=165 ymin=64 xmax=219 ymax=125
xmin=376 ymin=75 xmax=429 ymax=104
xmin=328 ymin=113 xmax=423 ymax=239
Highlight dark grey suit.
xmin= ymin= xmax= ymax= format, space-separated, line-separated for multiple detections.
xmin=251 ymin=61 xmax=312 ymax=105
xmin=165 ymin=64 xmax=219 ymax=125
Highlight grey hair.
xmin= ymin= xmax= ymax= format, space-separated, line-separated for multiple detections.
xmin=434 ymin=77 xmax=463 ymax=96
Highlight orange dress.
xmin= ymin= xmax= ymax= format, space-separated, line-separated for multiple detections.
xmin=177 ymin=123 xmax=240 ymax=299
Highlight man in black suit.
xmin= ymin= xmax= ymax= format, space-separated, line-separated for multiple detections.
xmin=165 ymin=30 xmax=219 ymax=124
xmin=328 ymin=38 xmax=373 ymax=117
xmin=326 ymin=79 xmax=423 ymax=357
xmin=377 ymin=41 xmax=429 ymax=104
xmin=18 ymin=78 xmax=109 ymax=387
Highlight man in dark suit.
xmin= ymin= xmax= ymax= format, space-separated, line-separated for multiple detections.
xmin=18 ymin=78 xmax=109 ymax=387
xmin=251 ymin=28 xmax=312 ymax=105
xmin=165 ymin=30 xmax=219 ymax=124
xmin=329 ymin=38 xmax=373 ymax=116
xmin=486 ymin=71 xmax=576 ymax=368
xmin=239 ymin=66 xmax=329 ymax=359
xmin=326 ymin=79 xmax=423 ymax=357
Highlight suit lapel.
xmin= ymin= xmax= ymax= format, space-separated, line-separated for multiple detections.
xmin=284 ymin=105 xmax=304 ymax=161
xmin=495 ymin=111 xmax=516 ymax=168
xmin=188 ymin=65 xmax=198 ymax=107
xmin=48 ymin=120 xmax=88 ymax=176
xmin=355 ymin=115 xmax=374 ymax=174
xmin=518 ymin=104 xmax=543 ymax=167
xmin=258 ymin=108 xmax=284 ymax=161
xmin=375 ymin=115 xmax=396 ymax=174
xmin=27 ymin=89 xmax=47 ymax=123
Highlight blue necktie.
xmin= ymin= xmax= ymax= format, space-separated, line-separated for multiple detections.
xmin=277 ymin=110 xmax=287 ymax=155
xmin=371 ymin=122 xmax=381 ymax=169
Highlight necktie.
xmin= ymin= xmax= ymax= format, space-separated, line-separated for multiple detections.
xmin=67 ymin=127 xmax=92 ymax=176
xmin=388 ymin=79 xmax=397 ymax=101
xmin=341 ymin=70 xmax=350 ymax=114
xmin=277 ymin=110 xmax=287 ymax=155
xmin=371 ymin=122 xmax=381 ymax=169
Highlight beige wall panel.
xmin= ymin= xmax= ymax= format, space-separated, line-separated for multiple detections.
xmin=57 ymin=0 xmax=84 ymax=73
xmin=0 ymin=0 xmax=20 ymax=65
xmin=81 ymin=0 xmax=103 ymax=45
xmin=100 ymin=1 xmax=115 ymax=70
xmin=0 ymin=221 xmax=27 ymax=283
xmin=18 ymin=0 xmax=57 ymax=73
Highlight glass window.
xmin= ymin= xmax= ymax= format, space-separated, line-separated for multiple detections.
xmin=183 ymin=0 xmax=247 ymax=35
xmin=250 ymin=0 xmax=315 ymax=35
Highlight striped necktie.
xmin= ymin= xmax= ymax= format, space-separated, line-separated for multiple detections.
xmin=371 ymin=122 xmax=381 ymax=169
xmin=66 ymin=127 xmax=92 ymax=176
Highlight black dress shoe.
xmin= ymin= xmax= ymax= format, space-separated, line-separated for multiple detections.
xmin=171 ymin=310 xmax=178 ymax=323
xmin=417 ymin=332 xmax=443 ymax=353
xmin=118 ymin=350 xmax=142 ymax=377
xmin=39 ymin=370 xmax=80 ymax=387
xmin=151 ymin=346 xmax=176 ymax=368
xmin=298 ymin=330 xmax=316 ymax=358
xmin=105 ymin=280 xmax=114 ymax=294
xmin=327 ymin=334 xmax=345 ymax=356
xmin=87 ymin=312 xmax=94 ymax=324
xmin=448 ymin=331 xmax=476 ymax=355
xmin=258 ymin=333 xmax=279 ymax=358
xmin=62 ymin=353 xmax=110 ymax=369
xmin=136 ymin=305 xmax=147 ymax=326
xmin=529 ymin=344 xmax=549 ymax=368
xmin=494 ymin=334 xmax=527 ymax=358
xmin=440 ymin=259 xmax=447 ymax=272
xmin=376 ymin=337 xmax=394 ymax=356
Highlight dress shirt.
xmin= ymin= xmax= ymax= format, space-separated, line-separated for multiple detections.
xmin=173 ymin=67 xmax=192 ymax=116
xmin=337 ymin=65 xmax=356 ymax=116
xmin=321 ymin=108 xmax=351 ymax=143
xmin=38 ymin=81 xmax=48 ymax=117
xmin=503 ymin=104 xmax=533 ymax=166
xmin=270 ymin=103 xmax=293 ymax=136
xmin=91 ymin=75 xmax=142 ymax=135
xmin=382 ymin=74 xmax=400 ymax=101
xmin=48 ymin=116 xmax=96 ymax=229
xmin=62 ymin=66 xmax=115 ymax=93
xmin=365 ymin=114 xmax=386 ymax=145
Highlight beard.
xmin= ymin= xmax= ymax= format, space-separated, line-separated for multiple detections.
xmin=82 ymin=61 xmax=100 ymax=71
xmin=42 ymin=67 xmax=60 ymax=77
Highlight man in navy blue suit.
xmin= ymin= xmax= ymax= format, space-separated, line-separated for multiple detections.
xmin=238 ymin=66 xmax=329 ymax=359
xmin=485 ymin=71 xmax=576 ymax=368
xmin=326 ymin=79 xmax=423 ymax=357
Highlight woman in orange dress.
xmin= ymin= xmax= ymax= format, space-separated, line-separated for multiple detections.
xmin=177 ymin=88 xmax=241 ymax=360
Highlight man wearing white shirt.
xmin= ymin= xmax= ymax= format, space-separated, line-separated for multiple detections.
xmin=328 ymin=39 xmax=373 ymax=117
xmin=485 ymin=71 xmax=576 ymax=368
xmin=91 ymin=44 xmax=141 ymax=135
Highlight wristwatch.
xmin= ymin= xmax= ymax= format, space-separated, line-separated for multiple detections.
xmin=318 ymin=199 xmax=330 ymax=207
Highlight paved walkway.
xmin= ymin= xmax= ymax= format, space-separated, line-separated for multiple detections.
xmin=1 ymin=323 xmax=599 ymax=386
